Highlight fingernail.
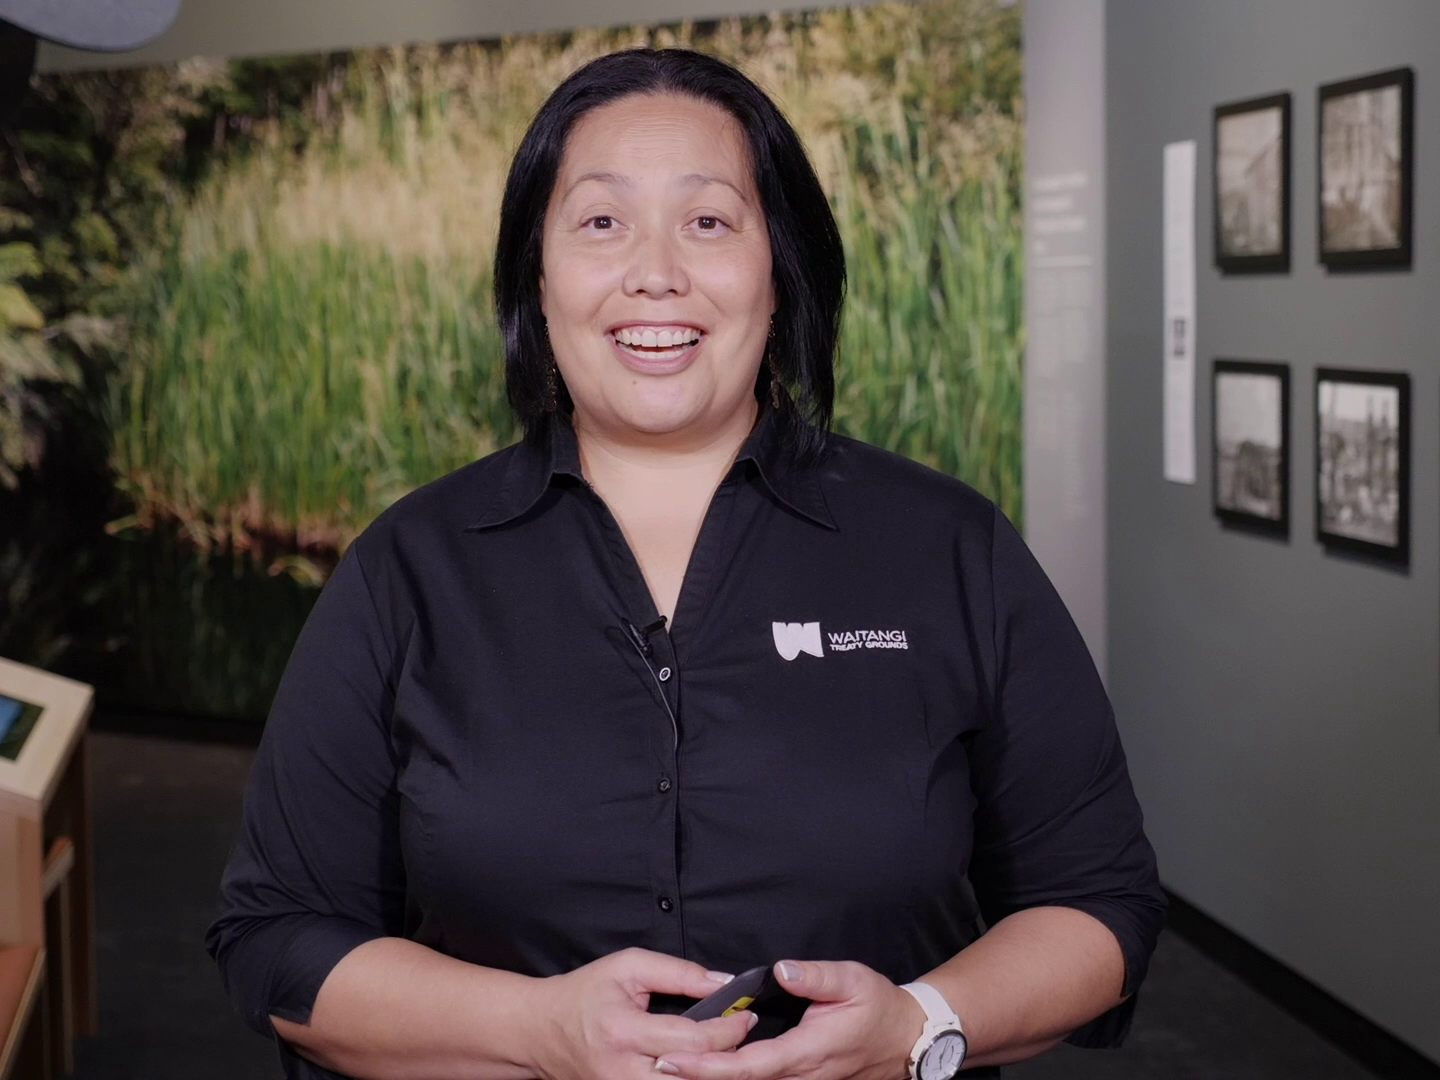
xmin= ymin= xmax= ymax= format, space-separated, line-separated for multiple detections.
xmin=745 ymin=1011 xmax=759 ymax=1029
xmin=777 ymin=961 xmax=800 ymax=981
xmin=706 ymin=970 xmax=735 ymax=984
xmin=654 ymin=1060 xmax=680 ymax=1075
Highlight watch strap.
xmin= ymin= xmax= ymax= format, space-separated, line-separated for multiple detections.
xmin=899 ymin=981 xmax=964 ymax=1080
xmin=899 ymin=981 xmax=960 ymax=1030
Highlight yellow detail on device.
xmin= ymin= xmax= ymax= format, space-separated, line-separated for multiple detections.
xmin=721 ymin=996 xmax=756 ymax=1017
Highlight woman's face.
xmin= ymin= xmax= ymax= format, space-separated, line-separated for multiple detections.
xmin=540 ymin=92 xmax=775 ymax=442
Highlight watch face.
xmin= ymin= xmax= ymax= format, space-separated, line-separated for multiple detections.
xmin=918 ymin=1031 xmax=967 ymax=1080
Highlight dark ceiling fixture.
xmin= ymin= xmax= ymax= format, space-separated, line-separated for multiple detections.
xmin=1 ymin=0 xmax=182 ymax=121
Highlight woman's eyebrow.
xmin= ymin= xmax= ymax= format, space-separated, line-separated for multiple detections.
xmin=680 ymin=173 xmax=751 ymax=204
xmin=561 ymin=171 xmax=632 ymax=200
xmin=559 ymin=170 xmax=750 ymax=204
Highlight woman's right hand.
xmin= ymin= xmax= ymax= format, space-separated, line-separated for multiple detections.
xmin=525 ymin=947 xmax=758 ymax=1080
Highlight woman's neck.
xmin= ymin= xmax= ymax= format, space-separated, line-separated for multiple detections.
xmin=573 ymin=399 xmax=761 ymax=503
xmin=573 ymin=400 xmax=762 ymax=626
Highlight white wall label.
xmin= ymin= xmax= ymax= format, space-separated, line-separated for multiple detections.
xmin=1163 ymin=139 xmax=1197 ymax=484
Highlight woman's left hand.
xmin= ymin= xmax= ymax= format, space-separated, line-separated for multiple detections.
xmin=654 ymin=960 xmax=923 ymax=1080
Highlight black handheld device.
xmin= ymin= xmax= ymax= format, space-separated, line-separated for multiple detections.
xmin=679 ymin=965 xmax=810 ymax=1045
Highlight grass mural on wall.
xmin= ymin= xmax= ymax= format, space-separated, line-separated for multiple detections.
xmin=113 ymin=3 xmax=1024 ymax=565
xmin=1 ymin=0 xmax=1022 ymax=719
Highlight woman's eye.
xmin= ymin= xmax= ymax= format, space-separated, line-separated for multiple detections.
xmin=696 ymin=216 xmax=722 ymax=231
xmin=586 ymin=215 xmax=614 ymax=230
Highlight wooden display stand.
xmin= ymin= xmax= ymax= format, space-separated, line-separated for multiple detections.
xmin=0 ymin=659 xmax=95 ymax=1080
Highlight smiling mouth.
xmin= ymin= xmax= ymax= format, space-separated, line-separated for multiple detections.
xmin=611 ymin=325 xmax=704 ymax=362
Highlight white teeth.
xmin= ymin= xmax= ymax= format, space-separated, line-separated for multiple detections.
xmin=613 ymin=327 xmax=701 ymax=349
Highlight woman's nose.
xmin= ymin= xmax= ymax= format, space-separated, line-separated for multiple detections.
xmin=622 ymin=229 xmax=690 ymax=298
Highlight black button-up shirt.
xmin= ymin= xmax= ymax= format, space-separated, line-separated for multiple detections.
xmin=205 ymin=406 xmax=1165 ymax=1079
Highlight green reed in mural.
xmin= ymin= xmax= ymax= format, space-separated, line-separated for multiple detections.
xmin=830 ymin=102 xmax=1024 ymax=519
xmin=111 ymin=1 xmax=1023 ymax=563
xmin=118 ymin=234 xmax=511 ymax=552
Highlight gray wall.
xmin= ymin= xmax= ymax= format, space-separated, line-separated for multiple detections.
xmin=1024 ymin=0 xmax=1107 ymax=675
xmin=1106 ymin=0 xmax=1440 ymax=1061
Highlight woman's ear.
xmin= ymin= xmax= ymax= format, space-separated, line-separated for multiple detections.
xmin=539 ymin=275 xmax=548 ymax=317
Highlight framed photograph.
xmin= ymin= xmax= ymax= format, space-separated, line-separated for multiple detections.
xmin=1315 ymin=368 xmax=1409 ymax=565
xmin=1214 ymin=92 xmax=1291 ymax=273
xmin=1319 ymin=67 xmax=1414 ymax=268
xmin=1213 ymin=360 xmax=1289 ymax=534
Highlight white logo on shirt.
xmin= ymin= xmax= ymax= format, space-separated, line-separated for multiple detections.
xmin=772 ymin=622 xmax=824 ymax=660
xmin=772 ymin=623 xmax=910 ymax=659
xmin=825 ymin=629 xmax=909 ymax=652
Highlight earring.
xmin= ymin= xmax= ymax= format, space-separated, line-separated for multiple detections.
xmin=766 ymin=319 xmax=784 ymax=410
xmin=542 ymin=321 xmax=559 ymax=413
xmin=544 ymin=358 xmax=559 ymax=413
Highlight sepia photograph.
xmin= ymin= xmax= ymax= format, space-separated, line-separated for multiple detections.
xmin=1319 ymin=67 xmax=1413 ymax=268
xmin=1214 ymin=92 xmax=1291 ymax=273
xmin=1316 ymin=368 xmax=1409 ymax=564
xmin=1213 ymin=360 xmax=1289 ymax=534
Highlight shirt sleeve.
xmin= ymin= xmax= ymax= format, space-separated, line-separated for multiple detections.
xmin=203 ymin=541 xmax=408 ymax=1043
xmin=964 ymin=504 xmax=1167 ymax=1047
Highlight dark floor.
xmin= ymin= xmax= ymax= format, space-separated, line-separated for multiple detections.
xmin=68 ymin=731 xmax=1380 ymax=1080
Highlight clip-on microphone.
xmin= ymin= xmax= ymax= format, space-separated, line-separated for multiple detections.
xmin=622 ymin=615 xmax=668 ymax=658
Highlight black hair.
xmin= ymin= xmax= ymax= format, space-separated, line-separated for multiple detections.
xmin=493 ymin=47 xmax=845 ymax=460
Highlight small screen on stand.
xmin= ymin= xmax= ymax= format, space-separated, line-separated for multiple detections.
xmin=0 ymin=694 xmax=44 ymax=761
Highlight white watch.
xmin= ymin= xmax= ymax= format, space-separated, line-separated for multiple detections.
xmin=899 ymin=981 xmax=967 ymax=1080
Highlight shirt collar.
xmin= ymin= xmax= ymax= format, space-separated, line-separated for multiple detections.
xmin=466 ymin=403 xmax=836 ymax=531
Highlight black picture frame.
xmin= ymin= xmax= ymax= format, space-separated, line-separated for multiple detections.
xmin=1318 ymin=66 xmax=1414 ymax=269
xmin=1314 ymin=368 xmax=1409 ymax=565
xmin=1214 ymin=92 xmax=1292 ymax=274
xmin=1213 ymin=359 xmax=1290 ymax=536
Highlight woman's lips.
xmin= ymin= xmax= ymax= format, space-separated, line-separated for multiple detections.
xmin=609 ymin=325 xmax=706 ymax=374
xmin=612 ymin=324 xmax=704 ymax=349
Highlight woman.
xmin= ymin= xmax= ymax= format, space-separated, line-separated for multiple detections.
xmin=206 ymin=48 xmax=1165 ymax=1080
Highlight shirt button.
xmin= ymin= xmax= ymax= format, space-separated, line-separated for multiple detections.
xmin=657 ymin=776 xmax=672 ymax=793
xmin=658 ymin=666 xmax=672 ymax=682
xmin=657 ymin=896 xmax=675 ymax=913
